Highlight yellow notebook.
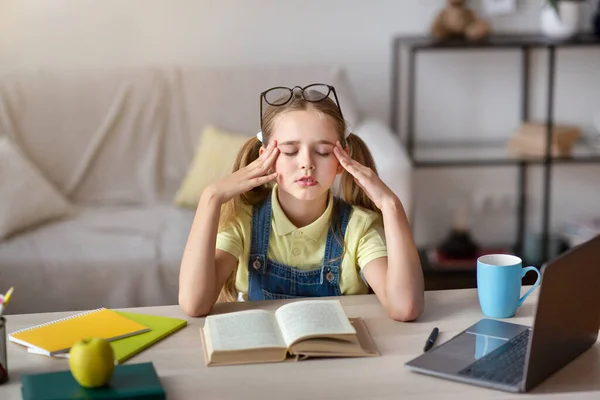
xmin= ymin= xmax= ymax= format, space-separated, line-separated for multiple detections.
xmin=8 ymin=308 xmax=150 ymax=356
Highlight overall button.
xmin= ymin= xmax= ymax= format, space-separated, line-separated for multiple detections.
xmin=292 ymin=248 xmax=301 ymax=256
xmin=326 ymin=271 xmax=335 ymax=282
xmin=252 ymin=259 xmax=262 ymax=270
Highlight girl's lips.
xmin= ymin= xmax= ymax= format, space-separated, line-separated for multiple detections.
xmin=296 ymin=177 xmax=318 ymax=187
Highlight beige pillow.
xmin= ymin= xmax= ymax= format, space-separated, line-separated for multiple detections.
xmin=0 ymin=136 xmax=74 ymax=240
xmin=174 ymin=126 xmax=251 ymax=208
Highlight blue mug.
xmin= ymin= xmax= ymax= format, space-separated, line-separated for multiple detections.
xmin=477 ymin=254 xmax=541 ymax=318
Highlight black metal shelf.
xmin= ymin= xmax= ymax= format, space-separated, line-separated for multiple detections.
xmin=390 ymin=32 xmax=600 ymax=267
xmin=394 ymin=32 xmax=600 ymax=51
xmin=412 ymin=139 xmax=600 ymax=168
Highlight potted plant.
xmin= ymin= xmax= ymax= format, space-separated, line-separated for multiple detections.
xmin=540 ymin=0 xmax=586 ymax=39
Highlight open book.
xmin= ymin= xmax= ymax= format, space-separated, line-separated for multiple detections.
xmin=200 ymin=299 xmax=379 ymax=366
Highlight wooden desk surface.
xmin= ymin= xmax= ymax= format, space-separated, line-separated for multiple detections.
xmin=1 ymin=288 xmax=598 ymax=399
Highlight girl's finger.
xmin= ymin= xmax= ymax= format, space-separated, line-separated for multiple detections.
xmin=334 ymin=143 xmax=356 ymax=166
xmin=263 ymin=140 xmax=276 ymax=155
xmin=267 ymin=140 xmax=277 ymax=154
xmin=334 ymin=143 xmax=370 ymax=175
xmin=249 ymin=141 xmax=277 ymax=172
xmin=250 ymin=172 xmax=278 ymax=187
xmin=336 ymin=140 xmax=349 ymax=154
xmin=334 ymin=147 xmax=360 ymax=175
xmin=340 ymin=160 xmax=361 ymax=178
xmin=259 ymin=146 xmax=279 ymax=172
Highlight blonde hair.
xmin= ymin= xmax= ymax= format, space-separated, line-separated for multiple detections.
xmin=217 ymin=91 xmax=380 ymax=302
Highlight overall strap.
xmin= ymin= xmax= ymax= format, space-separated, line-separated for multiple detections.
xmin=320 ymin=198 xmax=352 ymax=282
xmin=249 ymin=194 xmax=273 ymax=273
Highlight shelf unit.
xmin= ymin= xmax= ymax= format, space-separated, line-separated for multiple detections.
xmin=390 ymin=33 xmax=600 ymax=278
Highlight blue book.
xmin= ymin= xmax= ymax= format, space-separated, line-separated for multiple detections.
xmin=21 ymin=362 xmax=165 ymax=400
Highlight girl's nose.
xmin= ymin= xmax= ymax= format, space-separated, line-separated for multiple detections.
xmin=299 ymin=149 xmax=315 ymax=170
xmin=300 ymin=156 xmax=315 ymax=170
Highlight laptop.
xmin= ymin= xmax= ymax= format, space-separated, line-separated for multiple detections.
xmin=405 ymin=234 xmax=600 ymax=393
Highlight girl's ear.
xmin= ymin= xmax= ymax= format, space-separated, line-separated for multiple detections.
xmin=259 ymin=146 xmax=266 ymax=156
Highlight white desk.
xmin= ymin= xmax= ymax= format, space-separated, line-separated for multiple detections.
xmin=1 ymin=288 xmax=599 ymax=399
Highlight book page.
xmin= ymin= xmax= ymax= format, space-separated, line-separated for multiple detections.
xmin=274 ymin=300 xmax=356 ymax=347
xmin=205 ymin=310 xmax=286 ymax=351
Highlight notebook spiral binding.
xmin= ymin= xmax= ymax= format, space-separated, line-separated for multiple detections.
xmin=8 ymin=308 xmax=106 ymax=337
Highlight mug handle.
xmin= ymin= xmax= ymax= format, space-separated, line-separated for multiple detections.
xmin=517 ymin=266 xmax=541 ymax=307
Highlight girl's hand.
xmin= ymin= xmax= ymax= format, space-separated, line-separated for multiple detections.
xmin=206 ymin=141 xmax=279 ymax=203
xmin=333 ymin=141 xmax=395 ymax=209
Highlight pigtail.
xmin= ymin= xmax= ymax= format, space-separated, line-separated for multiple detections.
xmin=218 ymin=136 xmax=273 ymax=303
xmin=340 ymin=133 xmax=381 ymax=216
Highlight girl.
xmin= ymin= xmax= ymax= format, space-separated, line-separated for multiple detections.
xmin=178 ymin=84 xmax=424 ymax=321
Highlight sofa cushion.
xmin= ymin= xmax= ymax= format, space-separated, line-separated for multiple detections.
xmin=173 ymin=125 xmax=249 ymax=209
xmin=0 ymin=136 xmax=74 ymax=241
xmin=0 ymin=204 xmax=194 ymax=314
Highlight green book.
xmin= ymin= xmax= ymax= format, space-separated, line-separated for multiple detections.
xmin=111 ymin=312 xmax=187 ymax=364
xmin=21 ymin=362 xmax=165 ymax=400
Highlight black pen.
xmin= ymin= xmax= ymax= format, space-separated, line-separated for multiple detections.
xmin=423 ymin=327 xmax=439 ymax=352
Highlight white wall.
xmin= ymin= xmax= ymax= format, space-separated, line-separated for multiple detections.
xmin=5 ymin=0 xmax=587 ymax=123
xmin=2 ymin=0 xmax=599 ymax=249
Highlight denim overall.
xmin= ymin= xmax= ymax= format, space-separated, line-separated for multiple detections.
xmin=247 ymin=194 xmax=351 ymax=300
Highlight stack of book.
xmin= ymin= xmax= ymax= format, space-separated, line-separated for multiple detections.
xmin=9 ymin=308 xmax=187 ymax=364
xmin=9 ymin=308 xmax=187 ymax=399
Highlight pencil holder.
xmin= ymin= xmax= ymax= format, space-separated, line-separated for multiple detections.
xmin=0 ymin=317 xmax=8 ymax=384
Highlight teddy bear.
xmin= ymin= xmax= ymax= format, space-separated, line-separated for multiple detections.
xmin=430 ymin=0 xmax=491 ymax=41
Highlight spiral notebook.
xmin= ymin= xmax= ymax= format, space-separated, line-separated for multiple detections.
xmin=8 ymin=308 xmax=150 ymax=356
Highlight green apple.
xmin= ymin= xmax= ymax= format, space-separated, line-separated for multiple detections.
xmin=69 ymin=337 xmax=115 ymax=388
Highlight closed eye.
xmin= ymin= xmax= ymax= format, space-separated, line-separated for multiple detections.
xmin=315 ymin=146 xmax=333 ymax=156
xmin=280 ymin=147 xmax=331 ymax=156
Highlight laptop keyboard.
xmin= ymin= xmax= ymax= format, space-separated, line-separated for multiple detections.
xmin=458 ymin=329 xmax=531 ymax=386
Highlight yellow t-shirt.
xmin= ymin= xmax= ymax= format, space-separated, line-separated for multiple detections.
xmin=216 ymin=187 xmax=387 ymax=299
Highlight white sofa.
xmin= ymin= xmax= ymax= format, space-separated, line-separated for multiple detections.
xmin=0 ymin=65 xmax=412 ymax=314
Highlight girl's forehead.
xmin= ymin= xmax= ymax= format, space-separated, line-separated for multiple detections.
xmin=271 ymin=110 xmax=338 ymax=143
